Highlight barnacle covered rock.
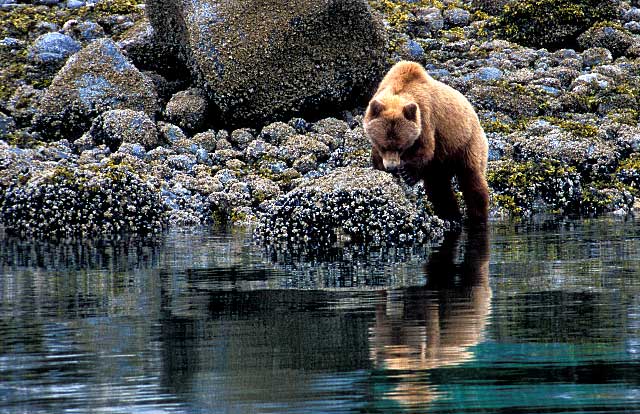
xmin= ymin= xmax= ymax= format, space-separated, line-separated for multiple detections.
xmin=89 ymin=109 xmax=159 ymax=151
xmin=1 ymin=161 xmax=167 ymax=237
xmin=146 ymin=0 xmax=387 ymax=126
xmin=255 ymin=167 xmax=448 ymax=245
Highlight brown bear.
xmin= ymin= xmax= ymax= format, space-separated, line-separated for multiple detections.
xmin=364 ymin=60 xmax=489 ymax=223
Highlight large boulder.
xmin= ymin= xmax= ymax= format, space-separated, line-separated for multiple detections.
xmin=34 ymin=39 xmax=159 ymax=142
xmin=577 ymin=24 xmax=635 ymax=58
xmin=255 ymin=167 xmax=447 ymax=244
xmin=146 ymin=0 xmax=387 ymax=126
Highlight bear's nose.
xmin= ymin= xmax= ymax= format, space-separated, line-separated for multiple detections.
xmin=385 ymin=165 xmax=399 ymax=174
xmin=382 ymin=155 xmax=400 ymax=173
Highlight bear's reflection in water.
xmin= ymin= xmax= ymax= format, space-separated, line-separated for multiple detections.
xmin=369 ymin=227 xmax=491 ymax=406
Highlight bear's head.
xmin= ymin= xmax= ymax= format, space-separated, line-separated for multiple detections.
xmin=364 ymin=96 xmax=421 ymax=173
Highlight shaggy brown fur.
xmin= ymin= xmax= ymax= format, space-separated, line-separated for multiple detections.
xmin=364 ymin=61 xmax=489 ymax=223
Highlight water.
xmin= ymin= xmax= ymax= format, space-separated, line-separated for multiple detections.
xmin=1 ymin=218 xmax=639 ymax=414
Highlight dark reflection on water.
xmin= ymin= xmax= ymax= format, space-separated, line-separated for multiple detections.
xmin=1 ymin=218 xmax=640 ymax=413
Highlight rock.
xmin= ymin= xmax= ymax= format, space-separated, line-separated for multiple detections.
xmin=6 ymin=86 xmax=44 ymax=127
xmin=405 ymin=39 xmax=425 ymax=60
xmin=488 ymin=159 xmax=583 ymax=216
xmin=260 ymin=122 xmax=297 ymax=145
xmin=571 ymin=72 xmax=611 ymax=90
xmin=117 ymin=18 xmax=178 ymax=74
xmin=509 ymin=122 xmax=619 ymax=179
xmin=624 ymin=21 xmax=640 ymax=33
xmin=245 ymin=174 xmax=281 ymax=205
xmin=617 ymin=154 xmax=640 ymax=189
xmin=0 ymin=112 xmax=16 ymax=138
xmin=467 ymin=83 xmax=544 ymax=119
xmin=409 ymin=7 xmax=444 ymax=37
xmin=215 ymin=130 xmax=233 ymax=149
xmin=66 ymin=0 xmax=85 ymax=8
xmin=192 ymin=130 xmax=217 ymax=152
xmin=27 ymin=32 xmax=81 ymax=65
xmin=62 ymin=20 xmax=105 ymax=42
xmin=471 ymin=0 xmax=509 ymax=14
xmin=578 ymin=24 xmax=635 ymax=58
xmin=288 ymin=117 xmax=311 ymax=133
xmin=89 ymin=109 xmax=159 ymax=151
xmin=0 ymin=162 xmax=167 ymax=237
xmin=157 ymin=121 xmax=187 ymax=145
xmin=34 ymin=39 xmax=159 ymax=142
xmin=255 ymin=167 xmax=447 ymax=244
xmin=211 ymin=149 xmax=242 ymax=167
xmin=229 ymin=128 xmax=256 ymax=150
xmin=146 ymin=0 xmax=387 ymax=126
xmin=0 ymin=37 xmax=25 ymax=49
xmin=279 ymin=134 xmax=330 ymax=165
xmin=608 ymin=124 xmax=640 ymax=154
xmin=245 ymin=139 xmax=276 ymax=162
xmin=164 ymin=88 xmax=208 ymax=131
xmin=117 ymin=142 xmax=147 ymax=159
xmin=443 ymin=8 xmax=471 ymax=27
xmin=167 ymin=154 xmax=197 ymax=172
xmin=498 ymin=0 xmax=618 ymax=50
xmin=35 ymin=21 xmax=59 ymax=33
xmin=310 ymin=117 xmax=349 ymax=150
xmin=475 ymin=66 xmax=504 ymax=81
xmin=623 ymin=7 xmax=640 ymax=22
xmin=581 ymin=47 xmax=613 ymax=67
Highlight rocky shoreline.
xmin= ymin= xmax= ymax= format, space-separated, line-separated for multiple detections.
xmin=1 ymin=0 xmax=639 ymax=241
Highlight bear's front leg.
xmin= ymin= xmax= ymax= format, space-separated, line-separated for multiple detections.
xmin=398 ymin=161 xmax=421 ymax=186
xmin=458 ymin=167 xmax=489 ymax=224
xmin=422 ymin=170 xmax=462 ymax=222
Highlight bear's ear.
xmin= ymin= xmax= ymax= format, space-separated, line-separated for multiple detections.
xmin=403 ymin=103 xmax=419 ymax=122
xmin=368 ymin=99 xmax=385 ymax=118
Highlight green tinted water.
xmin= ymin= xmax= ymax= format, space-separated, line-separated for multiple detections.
xmin=0 ymin=218 xmax=639 ymax=413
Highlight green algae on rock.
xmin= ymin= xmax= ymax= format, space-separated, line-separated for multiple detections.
xmin=498 ymin=0 xmax=618 ymax=50
xmin=33 ymin=38 xmax=159 ymax=142
xmin=488 ymin=159 xmax=582 ymax=216
xmin=146 ymin=0 xmax=387 ymax=126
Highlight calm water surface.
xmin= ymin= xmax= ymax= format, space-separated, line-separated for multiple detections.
xmin=1 ymin=218 xmax=639 ymax=413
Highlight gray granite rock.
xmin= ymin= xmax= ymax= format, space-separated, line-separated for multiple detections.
xmin=164 ymin=88 xmax=208 ymax=131
xmin=34 ymin=39 xmax=159 ymax=141
xmin=27 ymin=32 xmax=80 ymax=65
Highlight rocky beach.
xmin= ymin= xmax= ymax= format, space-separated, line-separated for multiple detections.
xmin=0 ymin=0 xmax=639 ymax=242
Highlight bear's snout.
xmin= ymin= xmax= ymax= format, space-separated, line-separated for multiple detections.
xmin=382 ymin=153 xmax=400 ymax=173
